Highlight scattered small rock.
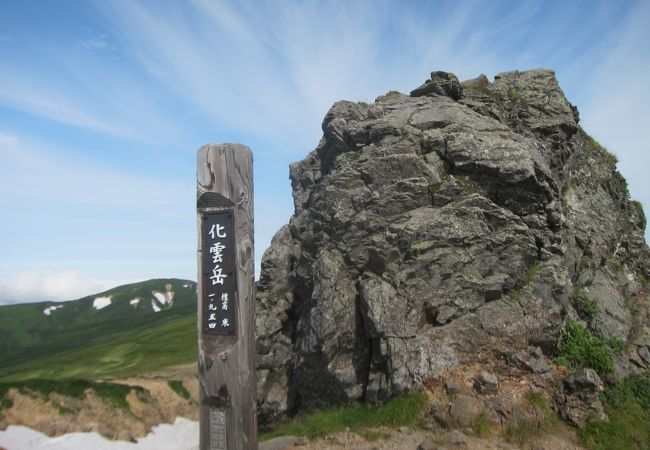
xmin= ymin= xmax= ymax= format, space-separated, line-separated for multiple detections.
xmin=486 ymin=396 xmax=512 ymax=418
xmin=561 ymin=368 xmax=607 ymax=428
xmin=474 ymin=371 xmax=499 ymax=394
xmin=449 ymin=394 xmax=483 ymax=426
xmin=444 ymin=380 xmax=461 ymax=395
xmin=564 ymin=368 xmax=602 ymax=393
xmin=398 ymin=425 xmax=409 ymax=433
xmin=259 ymin=436 xmax=300 ymax=450
xmin=442 ymin=430 xmax=468 ymax=446
xmin=418 ymin=440 xmax=442 ymax=450
xmin=561 ymin=389 xmax=607 ymax=428
xmin=509 ymin=347 xmax=550 ymax=374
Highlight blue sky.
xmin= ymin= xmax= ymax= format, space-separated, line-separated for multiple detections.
xmin=0 ymin=0 xmax=648 ymax=303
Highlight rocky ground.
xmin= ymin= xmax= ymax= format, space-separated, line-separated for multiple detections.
xmin=0 ymin=364 xmax=198 ymax=441
xmin=262 ymin=427 xmax=584 ymax=450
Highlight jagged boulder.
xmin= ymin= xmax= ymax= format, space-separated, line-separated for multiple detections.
xmin=255 ymin=69 xmax=649 ymax=425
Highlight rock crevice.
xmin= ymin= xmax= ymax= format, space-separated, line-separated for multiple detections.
xmin=255 ymin=69 xmax=649 ymax=426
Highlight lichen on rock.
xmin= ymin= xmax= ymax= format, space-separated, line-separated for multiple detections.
xmin=255 ymin=69 xmax=649 ymax=426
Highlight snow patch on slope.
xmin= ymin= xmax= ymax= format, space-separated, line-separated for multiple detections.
xmin=0 ymin=417 xmax=199 ymax=449
xmin=152 ymin=292 xmax=166 ymax=304
xmin=43 ymin=305 xmax=64 ymax=316
xmin=150 ymin=284 xmax=175 ymax=312
xmin=93 ymin=297 xmax=112 ymax=310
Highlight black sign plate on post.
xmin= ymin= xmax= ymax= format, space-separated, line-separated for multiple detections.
xmin=201 ymin=210 xmax=237 ymax=335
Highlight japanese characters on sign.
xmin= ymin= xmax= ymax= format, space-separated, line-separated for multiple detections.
xmin=202 ymin=211 xmax=236 ymax=335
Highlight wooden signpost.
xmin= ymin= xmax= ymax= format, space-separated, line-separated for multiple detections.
xmin=197 ymin=144 xmax=257 ymax=449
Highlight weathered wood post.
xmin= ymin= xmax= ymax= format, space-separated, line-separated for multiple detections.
xmin=197 ymin=143 xmax=257 ymax=449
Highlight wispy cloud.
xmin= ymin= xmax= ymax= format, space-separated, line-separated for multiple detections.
xmin=0 ymin=132 xmax=192 ymax=217
xmin=79 ymin=33 xmax=113 ymax=51
xmin=0 ymin=48 xmax=180 ymax=143
xmin=0 ymin=270 xmax=121 ymax=304
xmin=96 ymin=0 xmax=526 ymax=153
xmin=92 ymin=0 xmax=607 ymax=155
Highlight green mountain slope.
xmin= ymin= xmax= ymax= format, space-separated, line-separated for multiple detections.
xmin=0 ymin=278 xmax=198 ymax=381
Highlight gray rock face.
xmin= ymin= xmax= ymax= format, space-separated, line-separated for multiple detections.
xmin=411 ymin=71 xmax=462 ymax=100
xmin=509 ymin=347 xmax=550 ymax=374
xmin=255 ymin=69 xmax=649 ymax=425
xmin=473 ymin=371 xmax=499 ymax=394
xmin=449 ymin=394 xmax=484 ymax=426
xmin=564 ymin=368 xmax=603 ymax=393
xmin=561 ymin=368 xmax=607 ymax=428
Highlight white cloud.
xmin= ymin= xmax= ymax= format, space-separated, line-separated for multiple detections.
xmin=0 ymin=50 xmax=179 ymax=143
xmin=79 ymin=34 xmax=112 ymax=51
xmin=94 ymin=1 xmax=500 ymax=152
xmin=0 ymin=133 xmax=192 ymax=217
xmin=0 ymin=79 xmax=131 ymax=138
xmin=0 ymin=270 xmax=120 ymax=304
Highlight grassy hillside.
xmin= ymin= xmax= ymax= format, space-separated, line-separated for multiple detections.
xmin=0 ymin=278 xmax=198 ymax=381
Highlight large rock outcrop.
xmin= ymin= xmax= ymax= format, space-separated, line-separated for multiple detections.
xmin=255 ymin=69 xmax=649 ymax=425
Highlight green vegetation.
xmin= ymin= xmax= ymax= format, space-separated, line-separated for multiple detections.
xmin=168 ymin=380 xmax=191 ymax=400
xmin=260 ymin=393 xmax=427 ymax=441
xmin=555 ymin=320 xmax=623 ymax=375
xmin=614 ymin=171 xmax=628 ymax=193
xmin=511 ymin=261 xmax=541 ymax=300
xmin=587 ymin=136 xmax=618 ymax=165
xmin=631 ymin=200 xmax=645 ymax=221
xmin=471 ymin=411 xmax=492 ymax=437
xmin=580 ymin=373 xmax=650 ymax=450
xmin=0 ymin=278 xmax=196 ymax=372
xmin=479 ymin=127 xmax=511 ymax=133
xmin=446 ymin=124 xmax=466 ymax=133
xmin=376 ymin=91 xmax=402 ymax=103
xmin=522 ymin=261 xmax=541 ymax=286
xmin=571 ymin=287 xmax=600 ymax=322
xmin=0 ymin=314 xmax=197 ymax=381
xmin=505 ymin=413 xmax=560 ymax=447
xmin=261 ymin=371 xmax=283 ymax=399
xmin=504 ymin=392 xmax=558 ymax=447
xmin=454 ymin=175 xmax=478 ymax=195
xmin=0 ymin=379 xmax=148 ymax=412
xmin=428 ymin=181 xmax=443 ymax=196
xmin=55 ymin=403 xmax=78 ymax=415
xmin=505 ymin=88 xmax=528 ymax=107
xmin=0 ymin=396 xmax=13 ymax=410
xmin=0 ymin=278 xmax=198 ymax=382
xmin=524 ymin=390 xmax=548 ymax=411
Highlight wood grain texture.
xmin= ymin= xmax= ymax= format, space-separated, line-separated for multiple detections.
xmin=197 ymin=143 xmax=257 ymax=449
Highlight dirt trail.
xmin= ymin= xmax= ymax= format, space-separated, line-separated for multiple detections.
xmin=264 ymin=426 xmax=585 ymax=450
